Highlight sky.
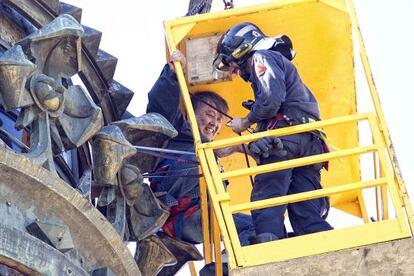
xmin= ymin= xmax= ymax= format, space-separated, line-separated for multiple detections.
xmin=65 ymin=0 xmax=414 ymax=273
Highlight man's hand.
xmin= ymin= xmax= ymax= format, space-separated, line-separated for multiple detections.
xmin=248 ymin=136 xmax=287 ymax=161
xmin=226 ymin=117 xmax=251 ymax=133
xmin=168 ymin=50 xmax=186 ymax=73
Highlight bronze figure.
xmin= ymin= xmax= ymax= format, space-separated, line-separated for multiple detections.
xmin=0 ymin=14 xmax=103 ymax=172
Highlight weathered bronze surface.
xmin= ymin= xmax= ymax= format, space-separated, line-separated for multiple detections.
xmin=1 ymin=223 xmax=85 ymax=275
xmin=0 ymin=149 xmax=140 ymax=275
xmin=0 ymin=1 xmax=142 ymax=275
xmin=158 ymin=231 xmax=203 ymax=276
xmin=26 ymin=220 xmax=75 ymax=253
xmin=3 ymin=0 xmax=134 ymax=124
xmin=93 ymin=113 xmax=177 ymax=239
xmin=0 ymin=1 xmax=203 ymax=275
xmin=112 ymin=113 xmax=178 ymax=173
xmin=129 ymin=184 xmax=169 ymax=240
xmin=120 ymin=164 xmax=144 ymax=203
xmin=136 ymin=235 xmax=177 ymax=276
xmin=0 ymin=14 xmax=103 ymax=172
xmin=77 ymin=168 xmax=92 ymax=200
xmin=93 ymin=125 xmax=136 ymax=187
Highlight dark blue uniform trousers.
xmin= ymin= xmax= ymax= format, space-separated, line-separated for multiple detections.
xmin=251 ymin=132 xmax=333 ymax=239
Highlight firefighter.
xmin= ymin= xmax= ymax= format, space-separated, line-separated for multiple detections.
xmin=214 ymin=22 xmax=333 ymax=243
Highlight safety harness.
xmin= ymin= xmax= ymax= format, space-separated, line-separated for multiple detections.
xmin=264 ymin=112 xmax=331 ymax=170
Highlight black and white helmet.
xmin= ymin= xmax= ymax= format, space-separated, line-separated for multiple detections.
xmin=213 ymin=22 xmax=264 ymax=72
xmin=213 ymin=22 xmax=295 ymax=72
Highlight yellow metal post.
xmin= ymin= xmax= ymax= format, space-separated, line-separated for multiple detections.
xmin=163 ymin=22 xmax=201 ymax=144
xmin=199 ymin=175 xmax=213 ymax=263
xmin=347 ymin=0 xmax=414 ymax=233
xmin=372 ymin=142 xmax=381 ymax=221
xmin=368 ymin=114 xmax=409 ymax=234
xmin=204 ymin=149 xmax=245 ymax=267
xmin=358 ymin=193 xmax=369 ymax=224
xmin=198 ymin=150 xmax=237 ymax=268
xmin=212 ymin=211 xmax=223 ymax=276
xmin=380 ymin=165 xmax=389 ymax=220
xmin=188 ymin=261 xmax=197 ymax=276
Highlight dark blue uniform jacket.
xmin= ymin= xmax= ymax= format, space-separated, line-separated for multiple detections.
xmin=247 ymin=50 xmax=320 ymax=125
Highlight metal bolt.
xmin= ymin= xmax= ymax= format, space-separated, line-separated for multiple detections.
xmin=67 ymin=268 xmax=72 ymax=275
xmin=6 ymin=201 xmax=11 ymax=207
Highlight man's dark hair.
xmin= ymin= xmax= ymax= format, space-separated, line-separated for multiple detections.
xmin=191 ymin=91 xmax=229 ymax=115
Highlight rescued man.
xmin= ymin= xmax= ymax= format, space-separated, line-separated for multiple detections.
xmin=147 ymin=50 xmax=255 ymax=247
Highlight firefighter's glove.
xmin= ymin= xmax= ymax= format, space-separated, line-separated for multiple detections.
xmin=248 ymin=136 xmax=287 ymax=161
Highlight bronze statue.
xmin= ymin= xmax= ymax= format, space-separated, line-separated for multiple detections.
xmin=0 ymin=14 xmax=103 ymax=172
xmin=0 ymin=2 xmax=206 ymax=275
xmin=0 ymin=10 xmax=139 ymax=275
xmin=92 ymin=113 xmax=177 ymax=240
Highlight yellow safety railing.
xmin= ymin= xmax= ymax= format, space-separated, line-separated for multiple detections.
xmin=347 ymin=0 xmax=414 ymax=230
xmin=197 ymin=112 xmax=411 ymax=269
xmin=163 ymin=0 xmax=414 ymax=273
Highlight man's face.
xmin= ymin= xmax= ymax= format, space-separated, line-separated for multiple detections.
xmin=195 ymin=102 xmax=224 ymax=142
